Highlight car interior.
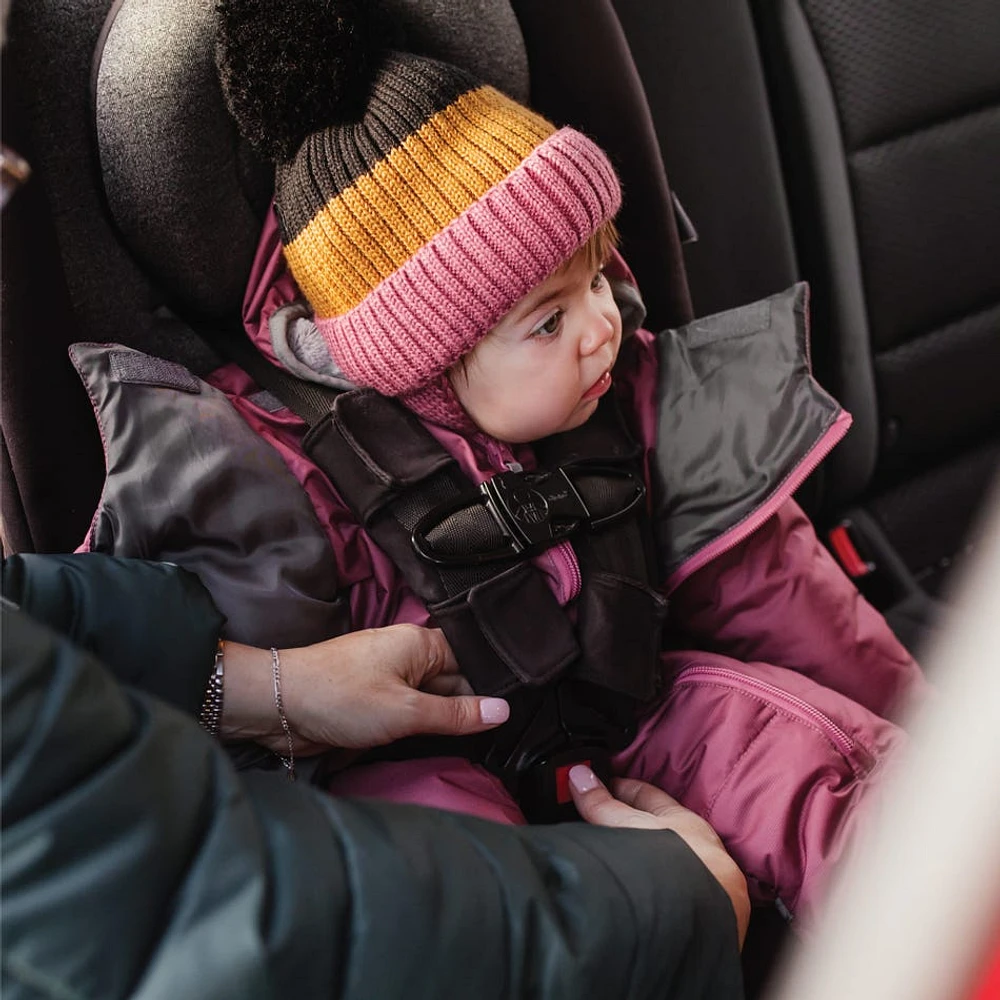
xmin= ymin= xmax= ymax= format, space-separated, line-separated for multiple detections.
xmin=616 ymin=0 xmax=1000 ymax=649
xmin=3 ymin=0 xmax=998 ymax=994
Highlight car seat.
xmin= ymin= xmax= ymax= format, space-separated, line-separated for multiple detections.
xmin=614 ymin=0 xmax=1000 ymax=647
xmin=2 ymin=1 xmax=797 ymax=991
xmin=0 ymin=0 xmax=693 ymax=557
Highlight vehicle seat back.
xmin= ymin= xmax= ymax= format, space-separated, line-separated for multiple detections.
xmin=754 ymin=0 xmax=1000 ymax=587
xmin=618 ymin=0 xmax=1000 ymax=597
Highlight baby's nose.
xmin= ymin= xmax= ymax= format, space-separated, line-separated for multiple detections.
xmin=581 ymin=308 xmax=618 ymax=354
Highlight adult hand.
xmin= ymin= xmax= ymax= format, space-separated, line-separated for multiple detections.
xmin=221 ymin=624 xmax=509 ymax=754
xmin=570 ymin=768 xmax=751 ymax=948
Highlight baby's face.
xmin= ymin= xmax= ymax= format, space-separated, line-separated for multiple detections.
xmin=449 ymin=252 xmax=622 ymax=444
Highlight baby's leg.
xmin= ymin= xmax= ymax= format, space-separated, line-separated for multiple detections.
xmin=614 ymin=650 xmax=906 ymax=926
xmin=327 ymin=756 xmax=526 ymax=826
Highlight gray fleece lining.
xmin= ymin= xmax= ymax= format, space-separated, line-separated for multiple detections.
xmin=268 ymin=300 xmax=356 ymax=390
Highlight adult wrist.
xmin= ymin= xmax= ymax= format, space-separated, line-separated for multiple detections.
xmin=216 ymin=642 xmax=290 ymax=743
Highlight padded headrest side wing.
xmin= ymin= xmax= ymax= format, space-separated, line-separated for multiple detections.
xmin=93 ymin=0 xmax=273 ymax=321
xmin=511 ymin=0 xmax=693 ymax=331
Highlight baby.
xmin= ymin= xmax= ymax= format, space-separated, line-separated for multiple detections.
xmin=215 ymin=27 xmax=929 ymax=924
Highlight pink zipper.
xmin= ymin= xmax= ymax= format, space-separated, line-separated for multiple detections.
xmin=546 ymin=540 xmax=583 ymax=602
xmin=483 ymin=436 xmax=517 ymax=477
xmin=674 ymin=664 xmax=872 ymax=769
xmin=664 ymin=408 xmax=852 ymax=593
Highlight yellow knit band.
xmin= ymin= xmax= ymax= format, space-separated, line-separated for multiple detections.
xmin=283 ymin=86 xmax=555 ymax=319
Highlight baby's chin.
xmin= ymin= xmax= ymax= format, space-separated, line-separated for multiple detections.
xmin=561 ymin=397 xmax=602 ymax=433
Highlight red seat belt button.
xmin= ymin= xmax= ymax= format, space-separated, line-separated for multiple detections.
xmin=555 ymin=760 xmax=592 ymax=804
xmin=829 ymin=524 xmax=874 ymax=578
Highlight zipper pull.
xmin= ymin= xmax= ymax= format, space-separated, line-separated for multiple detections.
xmin=480 ymin=433 xmax=516 ymax=473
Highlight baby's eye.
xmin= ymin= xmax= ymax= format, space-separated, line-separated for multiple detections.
xmin=591 ymin=269 xmax=607 ymax=291
xmin=531 ymin=309 xmax=563 ymax=338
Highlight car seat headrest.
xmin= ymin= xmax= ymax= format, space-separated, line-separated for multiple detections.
xmin=93 ymin=0 xmax=529 ymax=324
xmin=376 ymin=0 xmax=530 ymax=104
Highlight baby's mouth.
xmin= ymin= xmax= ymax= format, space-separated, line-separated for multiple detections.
xmin=581 ymin=370 xmax=612 ymax=401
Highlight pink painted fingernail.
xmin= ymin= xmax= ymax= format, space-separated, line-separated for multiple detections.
xmin=480 ymin=698 xmax=510 ymax=724
xmin=569 ymin=765 xmax=600 ymax=793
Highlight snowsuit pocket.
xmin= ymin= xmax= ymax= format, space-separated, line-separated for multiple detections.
xmin=613 ymin=650 xmax=907 ymax=924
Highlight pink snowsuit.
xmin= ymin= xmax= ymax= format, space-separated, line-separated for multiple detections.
xmin=225 ymin=210 xmax=929 ymax=924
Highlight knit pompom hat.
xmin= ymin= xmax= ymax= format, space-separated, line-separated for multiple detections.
xmin=217 ymin=2 xmax=621 ymax=425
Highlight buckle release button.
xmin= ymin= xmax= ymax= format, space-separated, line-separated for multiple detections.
xmin=555 ymin=760 xmax=592 ymax=804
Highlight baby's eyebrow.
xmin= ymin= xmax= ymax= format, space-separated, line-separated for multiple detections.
xmin=513 ymin=282 xmax=568 ymax=322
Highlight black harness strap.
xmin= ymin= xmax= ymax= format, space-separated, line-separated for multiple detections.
xmin=209 ymin=323 xmax=341 ymax=426
xmin=306 ymin=388 xmax=667 ymax=704
xmin=536 ymin=414 xmax=668 ymax=705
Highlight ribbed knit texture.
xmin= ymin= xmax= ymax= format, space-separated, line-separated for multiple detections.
xmin=273 ymin=52 xmax=622 ymax=403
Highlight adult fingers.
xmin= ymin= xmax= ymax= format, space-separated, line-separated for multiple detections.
xmin=403 ymin=627 xmax=461 ymax=683
xmin=612 ymin=778 xmax=728 ymax=846
xmin=575 ymin=770 xmax=750 ymax=947
xmin=421 ymin=673 xmax=475 ymax=697
xmin=396 ymin=690 xmax=510 ymax=738
xmin=572 ymin=772 xmax=723 ymax=845
xmin=568 ymin=766 xmax=661 ymax=829
xmin=612 ymin=777 xmax=695 ymax=820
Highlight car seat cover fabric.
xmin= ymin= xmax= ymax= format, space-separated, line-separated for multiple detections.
xmin=94 ymin=0 xmax=272 ymax=319
xmin=653 ymin=283 xmax=847 ymax=581
xmin=93 ymin=0 xmax=532 ymax=322
xmin=69 ymin=343 xmax=350 ymax=649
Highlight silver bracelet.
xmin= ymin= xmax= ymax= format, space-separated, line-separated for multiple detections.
xmin=199 ymin=639 xmax=226 ymax=738
xmin=271 ymin=647 xmax=296 ymax=780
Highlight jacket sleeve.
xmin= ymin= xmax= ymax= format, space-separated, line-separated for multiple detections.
xmin=2 ymin=552 xmax=224 ymax=716
xmin=668 ymin=498 xmax=929 ymax=721
xmin=1 ymin=605 xmax=744 ymax=1000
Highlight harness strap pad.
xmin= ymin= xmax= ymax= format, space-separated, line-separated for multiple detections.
xmin=431 ymin=563 xmax=580 ymax=694
xmin=304 ymin=390 xmax=456 ymax=524
xmin=576 ymin=570 xmax=667 ymax=701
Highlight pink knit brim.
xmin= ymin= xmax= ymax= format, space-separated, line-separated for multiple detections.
xmin=315 ymin=128 xmax=622 ymax=397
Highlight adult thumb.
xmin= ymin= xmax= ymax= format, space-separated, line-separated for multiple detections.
xmin=403 ymin=692 xmax=510 ymax=738
xmin=569 ymin=765 xmax=659 ymax=829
